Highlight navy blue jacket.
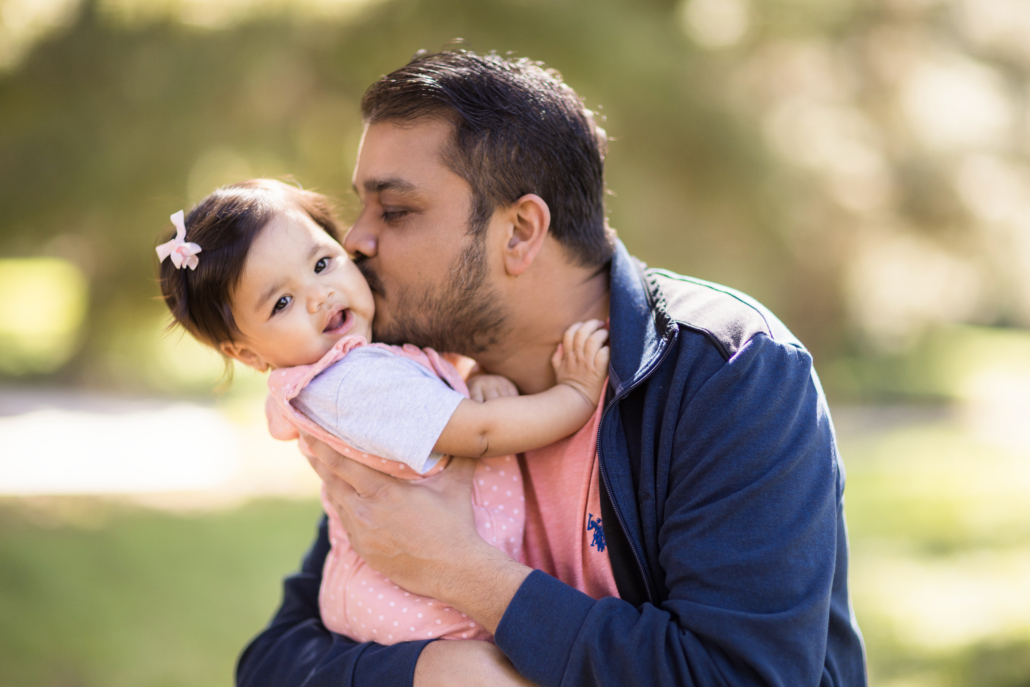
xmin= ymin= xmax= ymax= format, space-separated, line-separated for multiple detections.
xmin=236 ymin=242 xmax=867 ymax=687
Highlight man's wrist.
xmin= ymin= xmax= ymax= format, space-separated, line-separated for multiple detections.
xmin=436 ymin=541 xmax=531 ymax=635
xmin=414 ymin=639 xmax=531 ymax=687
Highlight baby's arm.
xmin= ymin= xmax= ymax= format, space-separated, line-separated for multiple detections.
xmin=435 ymin=320 xmax=610 ymax=458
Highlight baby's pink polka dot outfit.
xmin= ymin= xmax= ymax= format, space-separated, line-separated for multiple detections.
xmin=266 ymin=336 xmax=523 ymax=643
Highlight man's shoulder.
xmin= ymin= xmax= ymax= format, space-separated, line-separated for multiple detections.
xmin=646 ymin=268 xmax=802 ymax=361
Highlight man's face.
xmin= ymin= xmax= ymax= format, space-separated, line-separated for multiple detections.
xmin=346 ymin=118 xmax=508 ymax=355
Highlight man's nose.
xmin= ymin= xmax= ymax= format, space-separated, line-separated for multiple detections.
xmin=343 ymin=216 xmax=378 ymax=259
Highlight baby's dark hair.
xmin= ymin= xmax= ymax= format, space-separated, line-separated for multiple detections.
xmin=157 ymin=179 xmax=343 ymax=352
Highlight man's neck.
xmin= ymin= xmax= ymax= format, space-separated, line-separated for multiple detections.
xmin=474 ymin=260 xmax=610 ymax=395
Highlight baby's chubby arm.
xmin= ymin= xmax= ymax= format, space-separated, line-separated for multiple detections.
xmin=435 ymin=320 xmax=610 ymax=458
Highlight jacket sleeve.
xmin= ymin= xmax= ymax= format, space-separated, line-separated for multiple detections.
xmin=494 ymin=333 xmax=848 ymax=687
xmin=236 ymin=514 xmax=434 ymax=687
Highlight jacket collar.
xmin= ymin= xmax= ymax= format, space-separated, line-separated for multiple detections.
xmin=607 ymin=240 xmax=673 ymax=397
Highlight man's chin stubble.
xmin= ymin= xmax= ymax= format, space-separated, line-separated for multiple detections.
xmin=355 ymin=246 xmax=509 ymax=356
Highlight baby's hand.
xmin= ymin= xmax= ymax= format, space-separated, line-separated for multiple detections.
xmin=467 ymin=373 xmax=520 ymax=403
xmin=551 ymin=320 xmax=610 ymax=408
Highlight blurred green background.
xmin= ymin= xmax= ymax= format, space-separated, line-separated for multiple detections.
xmin=1 ymin=0 xmax=1029 ymax=685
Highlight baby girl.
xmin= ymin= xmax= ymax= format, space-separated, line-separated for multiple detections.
xmin=156 ymin=179 xmax=609 ymax=643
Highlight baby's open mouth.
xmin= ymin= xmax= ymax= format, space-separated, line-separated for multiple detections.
xmin=324 ymin=308 xmax=351 ymax=334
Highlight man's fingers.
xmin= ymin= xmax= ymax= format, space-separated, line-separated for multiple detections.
xmin=305 ymin=454 xmax=356 ymax=498
xmin=303 ymin=433 xmax=348 ymax=471
xmin=306 ymin=455 xmax=362 ymax=539
xmin=470 ymin=386 xmax=485 ymax=403
xmin=303 ymin=433 xmax=398 ymax=498
xmin=305 ymin=454 xmax=357 ymax=529
xmin=427 ymin=455 xmax=477 ymax=496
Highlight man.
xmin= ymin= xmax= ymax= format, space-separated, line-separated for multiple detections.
xmin=237 ymin=50 xmax=867 ymax=687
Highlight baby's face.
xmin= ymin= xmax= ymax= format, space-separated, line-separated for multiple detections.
xmin=225 ymin=208 xmax=374 ymax=371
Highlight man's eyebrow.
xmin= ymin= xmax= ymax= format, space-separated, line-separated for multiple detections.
xmin=355 ymin=177 xmax=422 ymax=197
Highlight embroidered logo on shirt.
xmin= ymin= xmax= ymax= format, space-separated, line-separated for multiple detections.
xmin=587 ymin=513 xmax=606 ymax=553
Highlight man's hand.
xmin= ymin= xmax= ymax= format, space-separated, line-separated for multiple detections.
xmin=414 ymin=640 xmax=538 ymax=687
xmin=303 ymin=435 xmax=532 ymax=633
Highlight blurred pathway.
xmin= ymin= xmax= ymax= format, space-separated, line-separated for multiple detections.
xmin=0 ymin=387 xmax=320 ymax=508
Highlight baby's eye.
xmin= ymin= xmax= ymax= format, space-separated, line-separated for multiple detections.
xmin=315 ymin=256 xmax=330 ymax=273
xmin=271 ymin=295 xmax=291 ymax=315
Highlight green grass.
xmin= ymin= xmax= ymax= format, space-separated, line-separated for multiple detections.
xmin=0 ymin=498 xmax=323 ymax=687
xmin=1 ymin=408 xmax=1029 ymax=687
xmin=840 ymin=418 xmax=1030 ymax=687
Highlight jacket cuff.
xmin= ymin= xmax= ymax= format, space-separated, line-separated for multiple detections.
xmin=494 ymin=569 xmax=596 ymax=687
xmin=352 ymin=639 xmax=435 ymax=687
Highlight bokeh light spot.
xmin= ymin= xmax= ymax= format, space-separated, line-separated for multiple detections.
xmin=0 ymin=257 xmax=88 ymax=375
xmin=678 ymin=0 xmax=750 ymax=49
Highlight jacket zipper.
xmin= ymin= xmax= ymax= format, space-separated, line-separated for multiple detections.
xmin=596 ymin=331 xmax=677 ymax=607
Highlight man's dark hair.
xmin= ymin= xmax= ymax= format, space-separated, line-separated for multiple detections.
xmin=361 ymin=49 xmax=616 ymax=268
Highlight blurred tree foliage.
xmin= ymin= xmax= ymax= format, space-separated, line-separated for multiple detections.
xmin=1 ymin=0 xmax=1028 ymax=392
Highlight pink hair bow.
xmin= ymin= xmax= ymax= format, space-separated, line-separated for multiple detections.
xmin=156 ymin=211 xmax=202 ymax=270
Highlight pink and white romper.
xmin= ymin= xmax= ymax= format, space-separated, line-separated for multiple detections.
xmin=265 ymin=335 xmax=525 ymax=643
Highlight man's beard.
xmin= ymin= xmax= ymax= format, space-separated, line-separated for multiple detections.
xmin=356 ymin=234 xmax=509 ymax=356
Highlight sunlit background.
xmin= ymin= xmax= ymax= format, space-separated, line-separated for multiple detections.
xmin=1 ymin=0 xmax=1029 ymax=685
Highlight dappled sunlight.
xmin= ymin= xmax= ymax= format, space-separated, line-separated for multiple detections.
xmin=677 ymin=0 xmax=752 ymax=49
xmin=845 ymin=235 xmax=982 ymax=351
xmin=844 ymin=421 xmax=1030 ymax=540
xmin=7 ymin=0 xmax=1030 ymax=377
xmin=0 ymin=0 xmax=387 ymax=70
xmin=98 ymin=0 xmax=386 ymax=29
xmin=0 ymin=0 xmax=78 ymax=69
xmin=839 ymin=387 xmax=1030 ymax=685
xmin=954 ymin=155 xmax=1029 ymax=223
xmin=185 ymin=147 xmax=253 ymax=205
xmin=763 ymin=97 xmax=893 ymax=214
xmin=151 ymin=319 xmax=228 ymax=389
xmin=956 ymin=0 xmax=1030 ymax=62
xmin=852 ymin=548 xmax=1030 ymax=652
xmin=961 ymin=367 xmax=1030 ymax=452
xmin=99 ymin=312 xmax=272 ymax=396
xmin=0 ymin=258 xmax=88 ymax=375
xmin=901 ymin=52 xmax=1013 ymax=152
xmin=826 ymin=325 xmax=1030 ymax=684
xmin=0 ymin=403 xmax=240 ymax=494
xmin=2 ymin=0 xmax=1030 ymax=684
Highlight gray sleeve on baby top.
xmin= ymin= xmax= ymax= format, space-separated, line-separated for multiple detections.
xmin=291 ymin=346 xmax=465 ymax=474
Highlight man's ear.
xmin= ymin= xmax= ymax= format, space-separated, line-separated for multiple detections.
xmin=220 ymin=340 xmax=270 ymax=372
xmin=503 ymin=194 xmax=551 ymax=277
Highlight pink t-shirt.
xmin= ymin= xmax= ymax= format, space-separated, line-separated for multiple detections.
xmin=520 ymin=390 xmax=620 ymax=600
